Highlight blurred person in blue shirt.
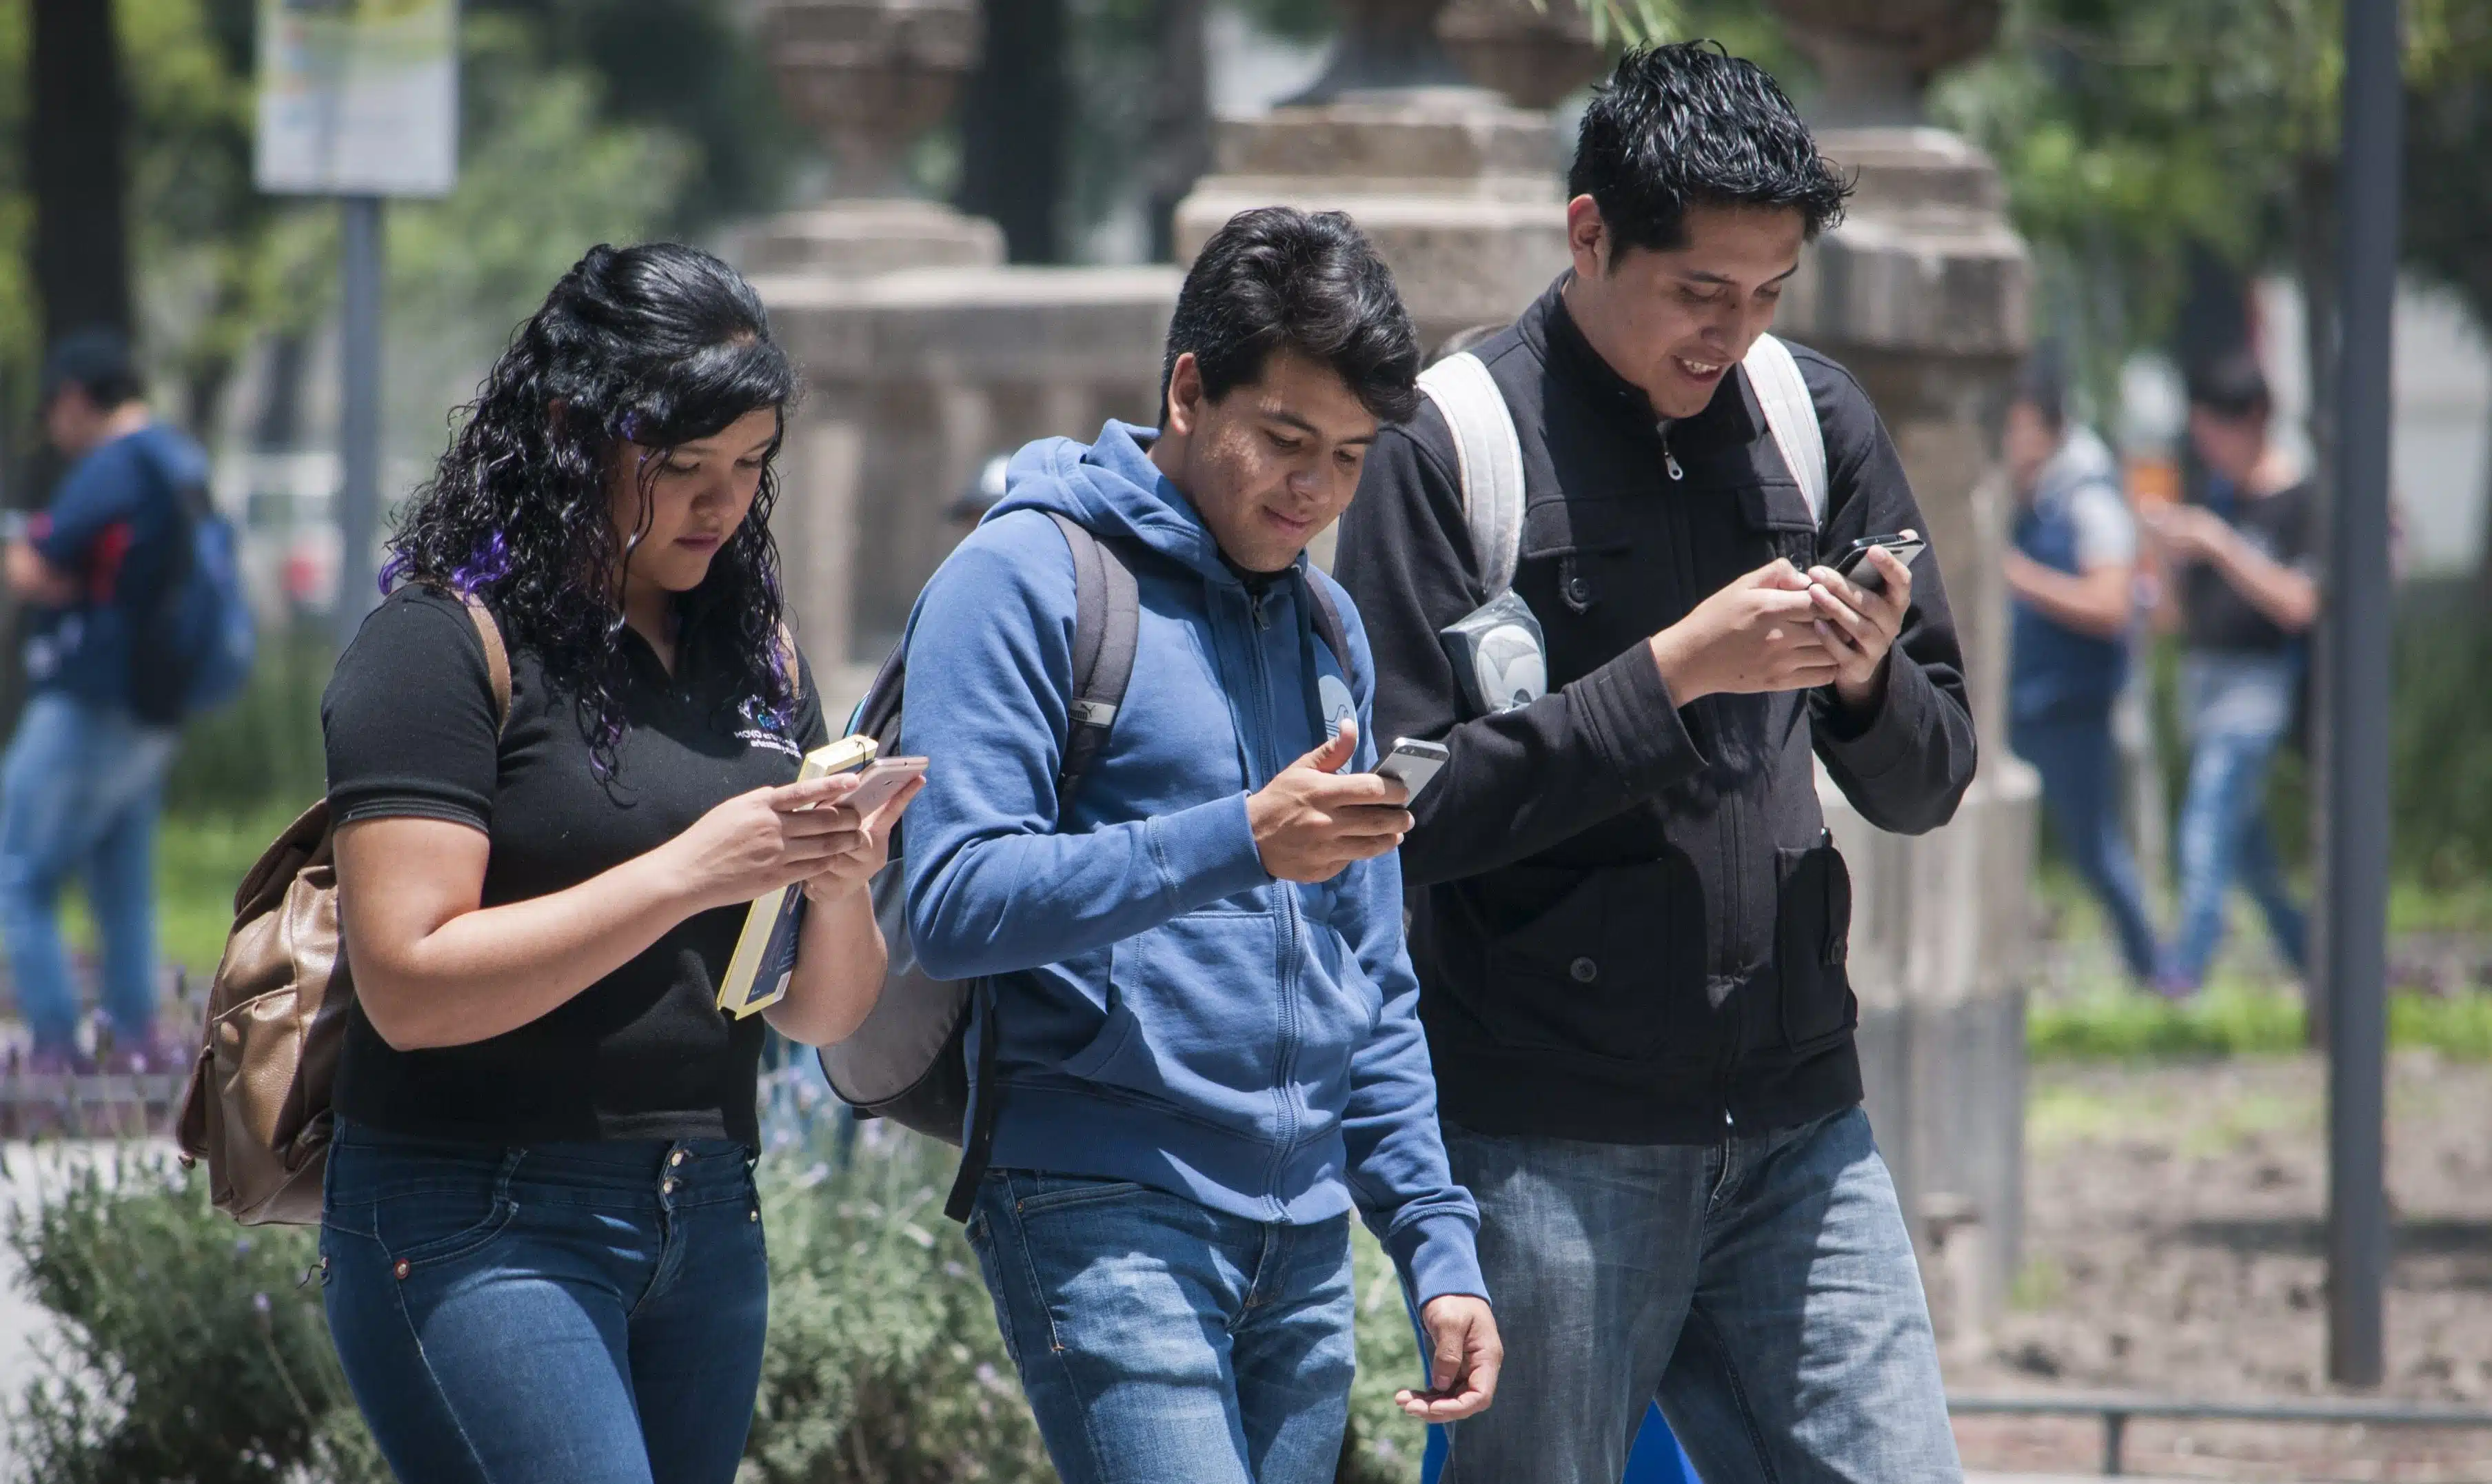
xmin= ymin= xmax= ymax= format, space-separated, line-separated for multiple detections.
xmin=2001 ymin=356 xmax=2160 ymax=984
xmin=0 ymin=328 xmax=203 ymax=1073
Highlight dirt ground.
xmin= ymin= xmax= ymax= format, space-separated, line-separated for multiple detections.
xmin=1945 ymin=1053 xmax=2492 ymax=1481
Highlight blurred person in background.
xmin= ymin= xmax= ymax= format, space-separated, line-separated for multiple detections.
xmin=2144 ymin=353 xmax=2317 ymax=995
xmin=0 ymin=328 xmax=199 ymax=1075
xmin=2001 ymin=356 xmax=2160 ymax=985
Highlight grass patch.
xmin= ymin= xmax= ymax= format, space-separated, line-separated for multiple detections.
xmin=2031 ymin=982 xmax=2492 ymax=1062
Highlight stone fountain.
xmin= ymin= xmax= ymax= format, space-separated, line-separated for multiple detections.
xmin=1174 ymin=0 xmax=1599 ymax=354
xmin=745 ymin=0 xmax=1182 ymax=697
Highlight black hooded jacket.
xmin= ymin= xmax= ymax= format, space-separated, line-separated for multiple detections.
xmin=1333 ymin=277 xmax=1978 ymax=1144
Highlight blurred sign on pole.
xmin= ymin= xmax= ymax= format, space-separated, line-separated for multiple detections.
xmin=253 ymin=0 xmax=458 ymax=199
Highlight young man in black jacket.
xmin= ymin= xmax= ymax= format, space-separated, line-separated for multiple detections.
xmin=1333 ymin=43 xmax=1977 ymax=1484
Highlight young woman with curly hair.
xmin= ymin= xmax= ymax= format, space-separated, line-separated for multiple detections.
xmin=316 ymin=243 xmax=915 ymax=1484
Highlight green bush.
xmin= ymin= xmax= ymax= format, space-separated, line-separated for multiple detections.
xmin=743 ymin=1132 xmax=1052 ymax=1484
xmin=4 ymin=1133 xmax=1442 ymax=1484
xmin=1340 ymin=1230 xmax=1427 ymax=1484
xmin=1 ymin=1149 xmax=383 ymax=1484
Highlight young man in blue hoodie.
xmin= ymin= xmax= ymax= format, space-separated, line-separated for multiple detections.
xmin=900 ymin=207 xmax=1499 ymax=1484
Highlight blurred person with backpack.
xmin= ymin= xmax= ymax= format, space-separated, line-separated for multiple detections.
xmin=0 ymin=328 xmax=215 ymax=1075
xmin=898 ymin=207 xmax=1497 ymax=1484
xmin=315 ymin=244 xmax=914 ymax=1484
xmin=2142 ymin=353 xmax=2317 ymax=995
xmin=2001 ymin=356 xmax=2160 ymax=984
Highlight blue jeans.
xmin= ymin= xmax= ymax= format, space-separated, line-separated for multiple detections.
xmin=966 ymin=1170 xmax=1357 ymax=1484
xmin=1439 ymin=1107 xmax=1961 ymax=1484
xmin=2165 ymin=653 xmax=2308 ymax=986
xmin=2010 ymin=708 xmax=2161 ymax=981
xmin=321 ymin=1124 xmax=769 ymax=1484
xmin=0 ymin=691 xmax=176 ymax=1055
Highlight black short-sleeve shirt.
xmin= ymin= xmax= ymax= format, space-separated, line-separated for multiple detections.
xmin=321 ymin=586 xmax=830 ymax=1147
xmin=2181 ymin=478 xmax=2315 ymax=655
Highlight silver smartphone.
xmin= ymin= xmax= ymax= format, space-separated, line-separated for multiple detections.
xmin=1372 ymin=738 xmax=1450 ymax=801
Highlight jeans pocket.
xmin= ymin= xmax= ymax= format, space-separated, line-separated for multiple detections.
xmin=1007 ymin=1174 xmax=1152 ymax=1218
xmin=374 ymin=1183 xmax=519 ymax=1274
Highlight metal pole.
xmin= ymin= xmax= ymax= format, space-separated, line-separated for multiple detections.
xmin=2326 ymin=0 xmax=2400 ymax=1389
xmin=335 ymin=194 xmax=385 ymax=655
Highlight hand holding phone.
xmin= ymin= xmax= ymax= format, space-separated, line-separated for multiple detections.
xmin=1371 ymin=738 xmax=1450 ymax=802
xmin=845 ymin=756 xmax=927 ymax=817
xmin=1831 ymin=533 xmax=1925 ymax=596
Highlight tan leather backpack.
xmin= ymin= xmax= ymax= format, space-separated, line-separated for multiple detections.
xmin=176 ymin=597 xmax=511 ymax=1225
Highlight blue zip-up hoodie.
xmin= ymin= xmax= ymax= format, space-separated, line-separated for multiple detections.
xmin=900 ymin=420 xmax=1486 ymax=1308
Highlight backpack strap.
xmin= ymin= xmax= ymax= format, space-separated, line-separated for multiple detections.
xmin=1044 ymin=511 xmax=1140 ymax=811
xmin=1742 ymin=333 xmax=1829 ymax=529
xmin=1417 ymin=351 xmax=1528 ymax=596
xmin=457 ymin=594 xmax=515 ymax=738
xmin=1303 ymin=575 xmax=1353 ymax=686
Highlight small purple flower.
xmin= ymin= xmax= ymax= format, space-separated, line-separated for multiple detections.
xmin=252 ymin=1292 xmax=270 ymax=1315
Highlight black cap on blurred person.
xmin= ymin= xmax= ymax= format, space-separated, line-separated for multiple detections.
xmin=2185 ymin=352 xmax=2271 ymax=423
xmin=39 ymin=327 xmax=143 ymax=410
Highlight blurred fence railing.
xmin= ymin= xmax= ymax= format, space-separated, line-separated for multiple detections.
xmin=1948 ymin=1392 xmax=2492 ymax=1476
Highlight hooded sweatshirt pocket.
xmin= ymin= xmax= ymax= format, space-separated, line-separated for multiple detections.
xmin=1060 ymin=908 xmax=1286 ymax=1118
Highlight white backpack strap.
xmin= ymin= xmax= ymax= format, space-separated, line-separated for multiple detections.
xmin=1743 ymin=333 xmax=1828 ymax=528
xmin=1417 ymin=352 xmax=1527 ymax=595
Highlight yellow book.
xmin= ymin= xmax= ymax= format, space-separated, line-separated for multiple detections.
xmin=715 ymin=734 xmax=878 ymax=1019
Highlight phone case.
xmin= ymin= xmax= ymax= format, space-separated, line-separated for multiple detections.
xmin=715 ymin=734 xmax=878 ymax=1019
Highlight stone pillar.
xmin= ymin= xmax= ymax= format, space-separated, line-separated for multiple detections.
xmin=1767 ymin=0 xmax=2036 ymax=1359
xmin=1173 ymin=0 xmax=1603 ymax=358
xmin=747 ymin=0 xmax=1179 ymax=707
xmin=743 ymin=0 xmax=1002 ymax=279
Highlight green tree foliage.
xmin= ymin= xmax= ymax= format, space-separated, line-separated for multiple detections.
xmin=1932 ymin=0 xmax=2492 ymax=413
xmin=0 ymin=0 xmax=776 ymax=456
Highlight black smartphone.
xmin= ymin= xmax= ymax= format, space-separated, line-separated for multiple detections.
xmin=1832 ymin=533 xmax=1925 ymax=595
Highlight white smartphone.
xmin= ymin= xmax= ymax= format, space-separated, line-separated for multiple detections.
xmin=845 ymin=755 xmax=927 ymax=816
xmin=1372 ymin=738 xmax=1450 ymax=801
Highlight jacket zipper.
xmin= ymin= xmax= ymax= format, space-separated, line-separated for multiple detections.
xmin=1246 ymin=585 xmax=1301 ymax=1215
xmin=1660 ymin=424 xmax=1685 ymax=481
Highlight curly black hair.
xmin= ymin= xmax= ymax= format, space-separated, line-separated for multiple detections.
xmin=383 ymin=242 xmax=800 ymax=777
xmin=1570 ymin=42 xmax=1852 ymax=259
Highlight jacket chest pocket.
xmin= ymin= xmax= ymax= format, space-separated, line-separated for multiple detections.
xmin=1772 ymin=837 xmax=1854 ymax=1048
xmin=1737 ymin=482 xmax=1821 ymax=571
xmin=1515 ymin=499 xmax=1640 ymax=620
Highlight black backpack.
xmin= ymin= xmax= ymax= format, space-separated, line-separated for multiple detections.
xmin=821 ymin=511 xmax=1347 ymax=1221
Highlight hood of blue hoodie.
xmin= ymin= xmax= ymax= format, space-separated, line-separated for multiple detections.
xmin=985 ymin=419 xmax=1301 ymax=589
